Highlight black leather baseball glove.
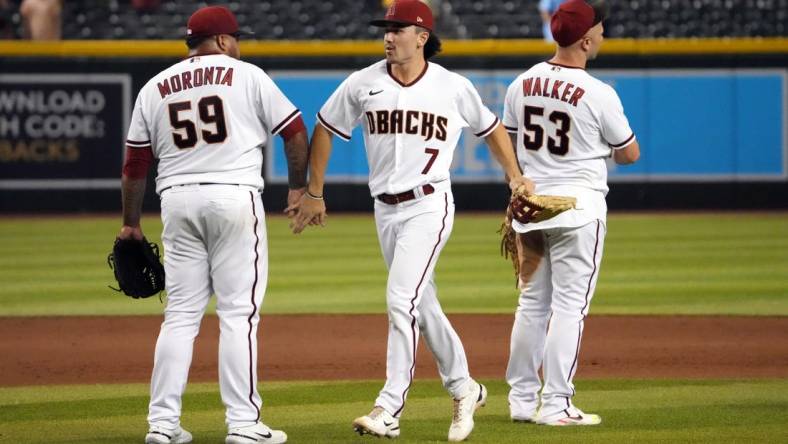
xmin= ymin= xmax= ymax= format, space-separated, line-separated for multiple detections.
xmin=108 ymin=237 xmax=165 ymax=299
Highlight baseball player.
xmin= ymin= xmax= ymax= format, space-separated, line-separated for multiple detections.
xmin=502 ymin=0 xmax=639 ymax=426
xmin=290 ymin=1 xmax=532 ymax=441
xmin=118 ymin=6 xmax=307 ymax=444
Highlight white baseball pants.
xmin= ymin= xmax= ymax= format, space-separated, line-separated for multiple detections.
xmin=148 ymin=184 xmax=267 ymax=430
xmin=372 ymin=190 xmax=472 ymax=417
xmin=506 ymin=220 xmax=606 ymax=418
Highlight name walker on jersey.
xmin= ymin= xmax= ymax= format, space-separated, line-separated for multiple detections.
xmin=522 ymin=76 xmax=586 ymax=106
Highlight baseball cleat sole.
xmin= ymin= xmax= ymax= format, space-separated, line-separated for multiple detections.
xmin=353 ymin=426 xmax=399 ymax=438
xmin=352 ymin=422 xmax=400 ymax=438
xmin=511 ymin=417 xmax=537 ymax=423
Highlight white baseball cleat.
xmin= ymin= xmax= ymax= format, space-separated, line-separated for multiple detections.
xmin=225 ymin=422 xmax=287 ymax=444
xmin=511 ymin=413 xmax=538 ymax=423
xmin=509 ymin=396 xmax=539 ymax=423
xmin=448 ymin=382 xmax=488 ymax=441
xmin=145 ymin=425 xmax=192 ymax=444
xmin=536 ymin=405 xmax=602 ymax=426
xmin=352 ymin=406 xmax=400 ymax=438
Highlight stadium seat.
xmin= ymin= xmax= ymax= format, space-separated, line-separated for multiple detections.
xmin=5 ymin=0 xmax=788 ymax=40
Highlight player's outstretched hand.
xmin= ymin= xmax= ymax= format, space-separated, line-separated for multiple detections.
xmin=290 ymin=193 xmax=327 ymax=234
xmin=509 ymin=175 xmax=535 ymax=195
xmin=284 ymin=187 xmax=306 ymax=218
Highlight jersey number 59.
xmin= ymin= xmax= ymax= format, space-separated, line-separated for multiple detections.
xmin=523 ymin=106 xmax=570 ymax=156
xmin=168 ymin=96 xmax=228 ymax=149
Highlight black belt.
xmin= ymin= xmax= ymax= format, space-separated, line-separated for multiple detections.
xmin=376 ymin=184 xmax=435 ymax=205
xmin=160 ymin=182 xmax=229 ymax=193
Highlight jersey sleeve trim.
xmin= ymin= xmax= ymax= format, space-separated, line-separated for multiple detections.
xmin=279 ymin=115 xmax=306 ymax=142
xmin=126 ymin=139 xmax=151 ymax=147
xmin=609 ymin=132 xmax=635 ymax=148
xmin=317 ymin=112 xmax=351 ymax=141
xmin=474 ymin=117 xmax=499 ymax=138
xmin=504 ymin=124 xmax=517 ymax=133
xmin=271 ymin=109 xmax=302 ymax=135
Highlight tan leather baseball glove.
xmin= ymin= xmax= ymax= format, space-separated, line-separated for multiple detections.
xmin=499 ymin=187 xmax=577 ymax=277
xmin=509 ymin=187 xmax=577 ymax=224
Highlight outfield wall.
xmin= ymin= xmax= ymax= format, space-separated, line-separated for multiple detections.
xmin=0 ymin=39 xmax=786 ymax=212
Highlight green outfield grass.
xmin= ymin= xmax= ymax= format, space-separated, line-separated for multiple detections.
xmin=0 ymin=379 xmax=786 ymax=443
xmin=0 ymin=212 xmax=786 ymax=316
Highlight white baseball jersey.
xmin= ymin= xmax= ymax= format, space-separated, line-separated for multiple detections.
xmin=503 ymin=61 xmax=635 ymax=230
xmin=126 ymin=54 xmax=301 ymax=194
xmin=504 ymin=61 xmax=634 ymax=194
xmin=317 ymin=60 xmax=499 ymax=196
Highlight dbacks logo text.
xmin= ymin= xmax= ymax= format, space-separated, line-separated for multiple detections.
xmin=365 ymin=109 xmax=448 ymax=142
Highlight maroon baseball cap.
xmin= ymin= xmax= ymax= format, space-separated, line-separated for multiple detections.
xmin=186 ymin=5 xmax=253 ymax=39
xmin=370 ymin=0 xmax=434 ymax=32
xmin=550 ymin=0 xmax=605 ymax=47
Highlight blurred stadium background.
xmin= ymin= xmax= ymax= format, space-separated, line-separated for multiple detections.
xmin=1 ymin=0 xmax=787 ymax=39
xmin=0 ymin=3 xmax=786 ymax=442
xmin=0 ymin=0 xmax=786 ymax=213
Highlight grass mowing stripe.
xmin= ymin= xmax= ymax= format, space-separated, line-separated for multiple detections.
xmin=0 ymin=213 xmax=786 ymax=316
xmin=0 ymin=379 xmax=786 ymax=443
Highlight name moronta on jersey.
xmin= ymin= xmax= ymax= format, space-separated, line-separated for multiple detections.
xmin=317 ymin=60 xmax=499 ymax=196
xmin=503 ymin=61 xmax=635 ymax=195
xmin=126 ymin=54 xmax=301 ymax=194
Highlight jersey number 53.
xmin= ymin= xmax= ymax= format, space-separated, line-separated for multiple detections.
xmin=522 ymin=105 xmax=570 ymax=156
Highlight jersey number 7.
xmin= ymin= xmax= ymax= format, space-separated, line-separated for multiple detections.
xmin=422 ymin=148 xmax=439 ymax=174
xmin=523 ymin=105 xmax=570 ymax=156
xmin=168 ymin=96 xmax=228 ymax=149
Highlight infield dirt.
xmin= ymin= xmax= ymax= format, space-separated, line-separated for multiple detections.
xmin=1 ymin=315 xmax=786 ymax=386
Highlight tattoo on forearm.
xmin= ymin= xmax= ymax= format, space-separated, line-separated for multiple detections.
xmin=284 ymin=131 xmax=309 ymax=189
xmin=122 ymin=177 xmax=147 ymax=227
